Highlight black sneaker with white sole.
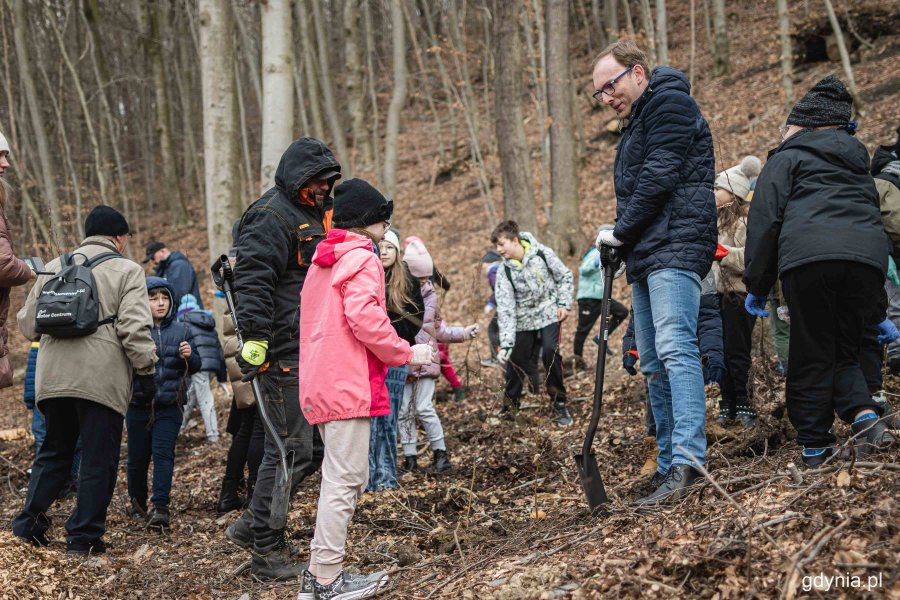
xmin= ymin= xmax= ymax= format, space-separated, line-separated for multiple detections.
xmin=552 ymin=402 xmax=573 ymax=427
xmin=311 ymin=570 xmax=388 ymax=599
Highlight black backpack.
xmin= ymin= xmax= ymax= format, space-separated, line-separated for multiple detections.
xmin=34 ymin=251 xmax=120 ymax=338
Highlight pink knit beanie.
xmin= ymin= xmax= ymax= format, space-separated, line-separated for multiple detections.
xmin=403 ymin=239 xmax=433 ymax=278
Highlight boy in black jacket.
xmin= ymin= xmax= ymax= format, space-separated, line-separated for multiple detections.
xmin=126 ymin=277 xmax=201 ymax=528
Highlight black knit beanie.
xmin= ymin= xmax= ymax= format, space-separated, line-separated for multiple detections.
xmin=84 ymin=205 xmax=130 ymax=237
xmin=786 ymin=75 xmax=852 ymax=128
xmin=333 ymin=179 xmax=393 ymax=229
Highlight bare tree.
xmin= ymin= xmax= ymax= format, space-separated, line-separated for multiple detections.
xmin=144 ymin=0 xmax=189 ymax=226
xmin=260 ymin=0 xmax=294 ymax=189
xmin=12 ymin=0 xmax=62 ymax=244
xmin=493 ymin=0 xmax=537 ymax=232
xmin=546 ymin=0 xmax=580 ymax=255
xmin=309 ymin=0 xmax=350 ymax=169
xmin=776 ymin=0 xmax=793 ymax=108
xmin=638 ymin=0 xmax=657 ymax=65
xmin=383 ymin=0 xmax=407 ymax=201
xmin=712 ymin=0 xmax=730 ymax=76
xmin=344 ymin=0 xmax=372 ymax=167
xmin=295 ymin=0 xmax=326 ymax=141
xmin=199 ymin=0 xmax=241 ymax=258
xmin=655 ymin=0 xmax=668 ymax=65
xmin=822 ymin=0 xmax=863 ymax=116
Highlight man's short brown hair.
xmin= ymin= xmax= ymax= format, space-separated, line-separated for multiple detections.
xmin=490 ymin=220 xmax=520 ymax=245
xmin=592 ymin=39 xmax=650 ymax=73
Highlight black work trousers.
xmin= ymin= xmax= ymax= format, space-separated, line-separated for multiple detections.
xmin=781 ymin=261 xmax=883 ymax=448
xmin=573 ymin=297 xmax=628 ymax=357
xmin=224 ymin=405 xmax=265 ymax=494
xmin=505 ymin=322 xmax=567 ymax=405
xmin=13 ymin=397 xmax=123 ymax=546
xmin=249 ymin=365 xmax=324 ymax=543
xmin=859 ymin=325 xmax=884 ymax=393
xmin=719 ymin=292 xmax=756 ymax=406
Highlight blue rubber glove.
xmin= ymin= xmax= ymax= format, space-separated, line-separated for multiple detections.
xmin=744 ymin=292 xmax=769 ymax=317
xmin=876 ymin=319 xmax=900 ymax=344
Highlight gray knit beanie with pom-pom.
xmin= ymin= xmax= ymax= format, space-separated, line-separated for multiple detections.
xmin=715 ymin=155 xmax=762 ymax=202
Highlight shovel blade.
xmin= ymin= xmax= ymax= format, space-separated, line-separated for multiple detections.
xmin=268 ymin=451 xmax=294 ymax=530
xmin=574 ymin=452 xmax=610 ymax=515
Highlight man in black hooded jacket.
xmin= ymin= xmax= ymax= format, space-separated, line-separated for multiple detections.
xmin=225 ymin=137 xmax=340 ymax=581
xmin=744 ymin=76 xmax=895 ymax=468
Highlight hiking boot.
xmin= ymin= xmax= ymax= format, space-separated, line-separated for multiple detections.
xmin=311 ymin=570 xmax=388 ymax=600
xmin=639 ymin=436 xmax=659 ymax=478
xmin=452 ymin=387 xmax=466 ymax=401
xmin=800 ymin=445 xmax=851 ymax=468
xmin=735 ymin=402 xmax=758 ymax=430
xmin=715 ymin=398 xmax=736 ymax=426
xmin=498 ymin=397 xmax=520 ymax=420
xmin=851 ymin=413 xmax=896 ymax=456
xmin=127 ymin=497 xmax=148 ymax=521
xmin=552 ymin=402 xmax=573 ymax=427
xmin=889 ymin=358 xmax=900 ymax=376
xmin=427 ymin=450 xmax=452 ymax=474
xmin=66 ymin=538 xmax=107 ymax=555
xmin=251 ymin=530 xmax=305 ymax=582
xmin=217 ymin=478 xmax=244 ymax=514
xmin=480 ymin=357 xmax=499 ymax=368
xmin=633 ymin=464 xmax=703 ymax=507
xmin=147 ymin=506 xmax=170 ymax=529
xmin=572 ymin=355 xmax=588 ymax=372
xmin=398 ymin=455 xmax=418 ymax=474
xmin=226 ymin=509 xmax=255 ymax=549
xmin=15 ymin=530 xmax=50 ymax=548
xmin=773 ymin=360 xmax=787 ymax=378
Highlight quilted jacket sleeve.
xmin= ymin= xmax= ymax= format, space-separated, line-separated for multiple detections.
xmin=697 ymin=293 xmax=724 ymax=369
xmin=613 ymin=92 xmax=702 ymax=246
xmin=342 ymin=254 xmax=412 ymax=367
xmin=744 ymin=153 xmax=792 ymax=296
xmin=544 ymin=248 xmax=574 ymax=309
xmin=494 ymin=265 xmax=517 ymax=348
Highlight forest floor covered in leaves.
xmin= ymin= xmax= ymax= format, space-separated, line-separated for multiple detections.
xmin=0 ymin=0 xmax=898 ymax=597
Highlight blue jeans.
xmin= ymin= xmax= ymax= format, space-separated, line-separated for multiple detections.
xmin=368 ymin=365 xmax=408 ymax=491
xmin=126 ymin=403 xmax=183 ymax=508
xmin=632 ymin=268 xmax=707 ymax=473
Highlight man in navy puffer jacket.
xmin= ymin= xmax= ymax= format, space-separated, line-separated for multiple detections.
xmin=126 ymin=277 xmax=201 ymax=529
xmin=592 ymin=40 xmax=716 ymax=506
xmin=177 ymin=294 xmax=227 ymax=444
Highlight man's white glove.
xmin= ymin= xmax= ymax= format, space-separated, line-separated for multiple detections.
xmin=464 ymin=324 xmax=480 ymax=339
xmin=497 ymin=347 xmax=513 ymax=366
xmin=595 ymin=229 xmax=624 ymax=248
xmin=614 ymin=262 xmax=627 ymax=279
xmin=409 ymin=343 xmax=436 ymax=366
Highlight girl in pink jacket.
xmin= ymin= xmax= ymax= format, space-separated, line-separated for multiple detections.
xmin=298 ymin=179 xmax=433 ymax=600
xmin=398 ymin=240 xmax=479 ymax=475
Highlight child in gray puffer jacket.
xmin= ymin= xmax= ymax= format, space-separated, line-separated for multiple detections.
xmin=491 ymin=220 xmax=574 ymax=426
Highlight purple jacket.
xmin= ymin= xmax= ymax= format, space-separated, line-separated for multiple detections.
xmin=409 ymin=281 xmax=465 ymax=379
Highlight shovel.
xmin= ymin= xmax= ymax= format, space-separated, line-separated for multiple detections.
xmin=212 ymin=255 xmax=293 ymax=530
xmin=574 ymin=244 xmax=622 ymax=516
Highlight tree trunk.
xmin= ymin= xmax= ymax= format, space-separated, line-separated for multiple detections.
xmin=712 ymin=0 xmax=729 ymax=76
xmin=655 ymin=0 xmax=668 ymax=65
xmin=822 ymin=0 xmax=863 ymax=116
xmin=605 ymin=0 xmax=619 ymax=43
xmin=383 ymin=0 xmax=407 ymax=201
xmin=523 ymin=1 xmax=550 ymax=215
xmin=199 ymin=0 xmax=241 ymax=258
xmin=776 ymin=0 xmax=793 ymax=108
xmin=546 ymin=0 xmax=579 ymax=256
xmin=146 ymin=0 xmax=188 ymax=225
xmin=689 ymin=0 xmax=696 ymax=88
xmin=638 ymin=0 xmax=657 ymax=65
xmin=12 ymin=0 xmax=62 ymax=245
xmin=309 ymin=0 xmax=350 ymax=170
xmin=344 ymin=0 xmax=372 ymax=168
xmin=401 ymin=0 xmax=445 ymax=165
xmin=260 ymin=0 xmax=294 ymax=189
xmin=621 ymin=0 xmax=635 ymax=38
xmin=492 ymin=0 xmax=537 ymax=232
xmin=363 ymin=0 xmax=382 ymax=176
xmin=295 ymin=0 xmax=326 ymax=141
xmin=234 ymin=5 xmax=263 ymax=114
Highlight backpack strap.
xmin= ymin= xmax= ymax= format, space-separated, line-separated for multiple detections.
xmin=85 ymin=252 xmax=122 ymax=326
xmin=504 ymin=264 xmax=517 ymax=295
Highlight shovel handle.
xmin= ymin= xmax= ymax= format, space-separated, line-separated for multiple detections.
xmin=580 ymin=246 xmax=621 ymax=460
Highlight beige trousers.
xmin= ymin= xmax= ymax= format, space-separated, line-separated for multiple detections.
xmin=308 ymin=418 xmax=371 ymax=581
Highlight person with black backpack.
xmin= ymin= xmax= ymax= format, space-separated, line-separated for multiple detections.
xmin=125 ymin=277 xmax=200 ymax=529
xmin=13 ymin=205 xmax=158 ymax=555
xmin=491 ymin=220 xmax=574 ymax=426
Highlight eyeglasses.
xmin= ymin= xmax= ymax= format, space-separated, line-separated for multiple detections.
xmin=778 ymin=124 xmax=790 ymax=139
xmin=382 ymin=220 xmax=391 ymax=229
xmin=592 ymin=66 xmax=634 ymax=101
